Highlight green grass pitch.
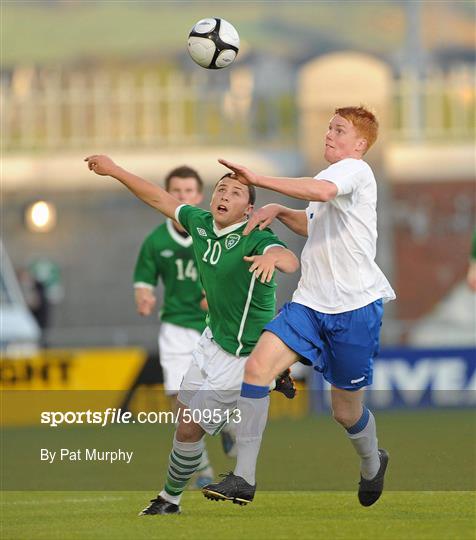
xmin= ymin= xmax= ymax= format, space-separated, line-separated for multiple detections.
xmin=2 ymin=491 xmax=475 ymax=540
xmin=1 ymin=409 xmax=475 ymax=539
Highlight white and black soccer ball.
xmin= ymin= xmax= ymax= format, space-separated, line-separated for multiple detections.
xmin=187 ymin=18 xmax=240 ymax=69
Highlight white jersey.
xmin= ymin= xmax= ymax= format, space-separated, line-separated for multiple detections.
xmin=292 ymin=158 xmax=396 ymax=314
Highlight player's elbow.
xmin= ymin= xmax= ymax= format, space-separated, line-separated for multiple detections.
xmin=319 ymin=190 xmax=335 ymax=202
xmin=279 ymin=251 xmax=300 ymax=274
xmin=289 ymin=254 xmax=300 ymax=273
xmin=309 ymin=181 xmax=337 ymax=202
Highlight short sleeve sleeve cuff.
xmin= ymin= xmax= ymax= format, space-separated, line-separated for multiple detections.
xmin=263 ymin=243 xmax=285 ymax=254
xmin=133 ymin=282 xmax=155 ymax=290
xmin=175 ymin=204 xmax=187 ymax=226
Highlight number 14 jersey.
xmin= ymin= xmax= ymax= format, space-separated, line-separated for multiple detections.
xmin=133 ymin=218 xmax=206 ymax=333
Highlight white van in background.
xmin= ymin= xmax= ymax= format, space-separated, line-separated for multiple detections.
xmin=0 ymin=240 xmax=40 ymax=356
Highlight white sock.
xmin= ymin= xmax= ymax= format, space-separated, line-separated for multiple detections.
xmin=233 ymin=393 xmax=270 ymax=485
xmin=346 ymin=408 xmax=380 ymax=480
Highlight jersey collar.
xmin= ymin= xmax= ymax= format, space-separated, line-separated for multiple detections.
xmin=213 ymin=219 xmax=247 ymax=238
xmin=166 ymin=219 xmax=193 ymax=247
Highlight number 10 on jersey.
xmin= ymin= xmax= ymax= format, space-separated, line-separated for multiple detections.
xmin=202 ymin=239 xmax=222 ymax=265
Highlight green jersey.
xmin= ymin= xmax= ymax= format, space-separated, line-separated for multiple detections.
xmin=176 ymin=205 xmax=286 ymax=356
xmin=133 ymin=219 xmax=207 ymax=333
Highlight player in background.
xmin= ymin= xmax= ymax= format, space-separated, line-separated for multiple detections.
xmin=203 ymin=106 xmax=396 ymax=507
xmin=85 ymin=154 xmax=300 ymax=515
xmin=134 ymin=165 xmax=223 ymax=488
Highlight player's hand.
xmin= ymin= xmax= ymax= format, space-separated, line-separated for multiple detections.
xmin=134 ymin=288 xmax=156 ymax=317
xmin=84 ymin=154 xmax=119 ymax=176
xmin=243 ymin=253 xmax=277 ymax=284
xmin=243 ymin=204 xmax=281 ymax=235
xmin=199 ymin=294 xmax=209 ymax=312
xmin=218 ymin=158 xmax=258 ymax=186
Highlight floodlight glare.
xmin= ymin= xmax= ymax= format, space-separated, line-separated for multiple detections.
xmin=25 ymin=201 xmax=57 ymax=232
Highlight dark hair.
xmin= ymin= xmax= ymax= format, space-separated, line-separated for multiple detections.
xmin=165 ymin=166 xmax=203 ymax=192
xmin=216 ymin=173 xmax=256 ymax=205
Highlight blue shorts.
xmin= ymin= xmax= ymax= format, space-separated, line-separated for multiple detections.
xmin=264 ymin=300 xmax=383 ymax=391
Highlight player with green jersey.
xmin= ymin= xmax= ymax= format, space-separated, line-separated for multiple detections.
xmin=133 ymin=166 xmax=206 ymax=395
xmin=134 ymin=220 xmax=205 ymax=331
xmin=176 ymin=204 xmax=285 ymax=356
xmin=85 ymin=153 xmax=299 ymax=515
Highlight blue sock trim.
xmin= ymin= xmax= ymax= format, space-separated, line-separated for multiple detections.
xmin=240 ymin=382 xmax=269 ymax=399
xmin=346 ymin=406 xmax=370 ymax=434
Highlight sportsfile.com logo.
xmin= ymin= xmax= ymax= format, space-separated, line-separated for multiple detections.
xmin=40 ymin=408 xmax=242 ymax=427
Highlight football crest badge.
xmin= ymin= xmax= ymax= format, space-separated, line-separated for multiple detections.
xmin=225 ymin=233 xmax=240 ymax=250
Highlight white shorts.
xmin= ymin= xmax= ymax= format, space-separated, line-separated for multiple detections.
xmin=178 ymin=327 xmax=248 ymax=435
xmin=158 ymin=322 xmax=202 ymax=395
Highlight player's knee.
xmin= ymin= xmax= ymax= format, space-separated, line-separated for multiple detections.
xmin=244 ymin=356 xmax=271 ymax=385
xmin=175 ymin=420 xmax=202 ymax=442
xmin=244 ymin=356 xmax=261 ymax=379
xmin=332 ymin=408 xmax=355 ymax=428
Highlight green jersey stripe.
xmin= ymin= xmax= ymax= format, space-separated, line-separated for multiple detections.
xmin=235 ymin=273 xmax=257 ymax=356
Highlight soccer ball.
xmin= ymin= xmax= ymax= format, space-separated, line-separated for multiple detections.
xmin=187 ymin=18 xmax=240 ymax=69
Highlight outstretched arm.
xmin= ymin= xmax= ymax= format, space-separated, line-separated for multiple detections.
xmin=85 ymin=155 xmax=180 ymax=220
xmin=244 ymin=204 xmax=308 ymax=237
xmin=218 ymin=158 xmax=337 ymax=202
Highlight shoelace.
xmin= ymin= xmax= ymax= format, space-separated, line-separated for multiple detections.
xmin=218 ymin=471 xmax=234 ymax=480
